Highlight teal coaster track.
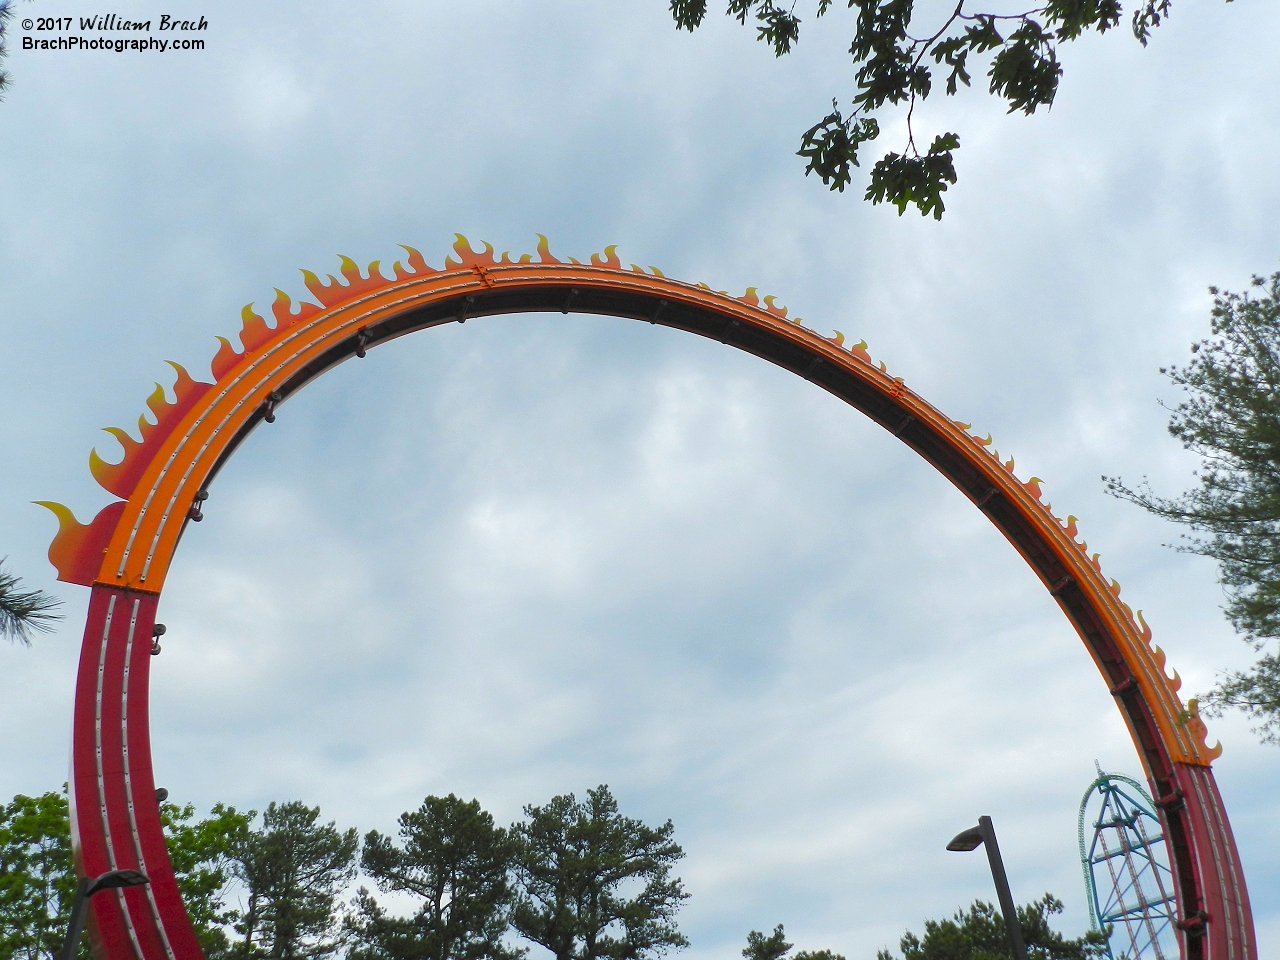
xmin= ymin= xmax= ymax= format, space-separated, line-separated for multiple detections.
xmin=1081 ymin=767 xmax=1180 ymax=959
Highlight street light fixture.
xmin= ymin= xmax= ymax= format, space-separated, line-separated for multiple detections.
xmin=947 ymin=816 xmax=1029 ymax=960
xmin=60 ymin=869 xmax=150 ymax=960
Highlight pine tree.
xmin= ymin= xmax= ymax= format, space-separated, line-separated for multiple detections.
xmin=511 ymin=785 xmax=688 ymax=960
xmin=875 ymin=895 xmax=1107 ymax=959
xmin=346 ymin=794 xmax=521 ymax=960
xmin=0 ymin=560 xmax=62 ymax=646
xmin=232 ymin=802 xmax=357 ymax=959
xmin=1107 ymin=270 xmax=1280 ymax=742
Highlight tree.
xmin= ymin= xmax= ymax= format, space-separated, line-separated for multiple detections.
xmin=742 ymin=924 xmax=844 ymax=960
xmin=0 ymin=560 xmax=62 ymax=645
xmin=346 ymin=794 xmax=522 ymax=960
xmin=1106 ymin=270 xmax=1280 ymax=744
xmin=0 ymin=0 xmax=34 ymax=100
xmin=0 ymin=0 xmax=15 ymax=99
xmin=231 ymin=801 xmax=358 ymax=960
xmin=669 ymin=0 xmax=1231 ymax=219
xmin=874 ymin=895 xmax=1108 ymax=959
xmin=160 ymin=799 xmax=255 ymax=959
xmin=744 ymin=926 xmax=792 ymax=960
xmin=510 ymin=785 xmax=689 ymax=960
xmin=0 ymin=791 xmax=81 ymax=960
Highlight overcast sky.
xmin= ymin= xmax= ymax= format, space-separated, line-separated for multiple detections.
xmin=2 ymin=1 xmax=1278 ymax=957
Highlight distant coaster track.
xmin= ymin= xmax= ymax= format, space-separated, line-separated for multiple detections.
xmin=40 ymin=235 xmax=1255 ymax=960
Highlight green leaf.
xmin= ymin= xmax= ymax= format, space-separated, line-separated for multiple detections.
xmin=669 ymin=0 xmax=708 ymax=32
xmin=796 ymin=103 xmax=880 ymax=193
xmin=987 ymin=21 xmax=1061 ymax=115
xmin=757 ymin=6 xmax=802 ymax=56
xmin=1131 ymin=0 xmax=1174 ymax=45
xmin=864 ymin=133 xmax=959 ymax=220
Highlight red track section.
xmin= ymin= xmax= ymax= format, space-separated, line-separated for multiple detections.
xmin=71 ymin=586 xmax=199 ymax=960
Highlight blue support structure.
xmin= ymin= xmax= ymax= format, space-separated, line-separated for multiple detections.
xmin=1079 ymin=765 xmax=1179 ymax=960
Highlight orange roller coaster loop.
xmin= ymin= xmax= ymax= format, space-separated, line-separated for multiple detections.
xmin=41 ymin=235 xmax=1254 ymax=960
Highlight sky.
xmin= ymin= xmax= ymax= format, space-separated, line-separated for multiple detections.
xmin=1 ymin=1 xmax=1278 ymax=957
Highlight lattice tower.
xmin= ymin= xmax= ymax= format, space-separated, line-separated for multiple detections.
xmin=1079 ymin=764 xmax=1180 ymax=959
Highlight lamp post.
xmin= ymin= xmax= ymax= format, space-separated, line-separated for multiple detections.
xmin=60 ymin=869 xmax=150 ymax=960
xmin=947 ymin=816 xmax=1028 ymax=960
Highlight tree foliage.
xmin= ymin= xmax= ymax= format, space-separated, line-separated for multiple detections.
xmin=0 ymin=0 xmax=16 ymax=99
xmin=511 ymin=785 xmax=688 ymax=960
xmin=1 ymin=786 xmax=690 ymax=960
xmin=1106 ymin=271 xmax=1280 ymax=743
xmin=0 ymin=561 xmax=62 ymax=646
xmin=231 ymin=801 xmax=358 ymax=960
xmin=742 ymin=924 xmax=844 ymax=960
xmin=743 ymin=926 xmax=793 ymax=960
xmin=874 ymin=895 xmax=1107 ymax=959
xmin=0 ymin=791 xmax=246 ymax=960
xmin=0 ymin=791 xmax=82 ymax=960
xmin=669 ymin=0 xmax=1232 ymax=219
xmin=346 ymin=794 xmax=522 ymax=960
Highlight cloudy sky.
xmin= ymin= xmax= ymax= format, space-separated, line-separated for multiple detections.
xmin=2 ymin=1 xmax=1278 ymax=956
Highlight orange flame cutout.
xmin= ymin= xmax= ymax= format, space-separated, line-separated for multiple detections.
xmin=850 ymin=340 xmax=872 ymax=364
xmin=1061 ymin=515 xmax=1080 ymax=542
xmin=89 ymin=362 xmax=213 ymax=500
xmin=535 ymin=235 xmax=561 ymax=265
xmin=738 ymin=287 xmax=760 ymax=307
xmin=1110 ymin=578 xmax=1122 ymax=597
xmin=1021 ymin=476 xmax=1043 ymax=501
xmin=211 ymin=337 xmax=241 ymax=381
xmin=271 ymin=288 xmax=322 ymax=330
xmin=1181 ymin=700 xmax=1224 ymax=762
xmin=1136 ymin=609 xmax=1153 ymax=644
xmin=209 ymin=302 xmax=294 ymax=381
xmin=238 ymin=304 xmax=275 ymax=355
xmin=829 ymin=330 xmax=846 ymax=347
xmin=590 ymin=246 xmax=622 ymax=269
xmin=34 ymin=500 xmax=128 ymax=586
xmin=1134 ymin=611 xmax=1183 ymax=693
xmin=393 ymin=245 xmax=438 ymax=281
xmin=302 ymin=255 xmax=395 ymax=308
xmin=649 ymin=266 xmax=664 ymax=277
xmin=1003 ymin=457 xmax=1015 ymax=473
xmin=762 ymin=296 xmax=788 ymax=319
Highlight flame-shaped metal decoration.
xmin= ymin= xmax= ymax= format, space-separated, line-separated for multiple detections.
xmin=42 ymin=236 xmax=1255 ymax=960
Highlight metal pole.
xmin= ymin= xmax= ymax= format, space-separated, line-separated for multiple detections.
xmin=978 ymin=816 xmax=1029 ymax=960
xmin=60 ymin=877 xmax=92 ymax=960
